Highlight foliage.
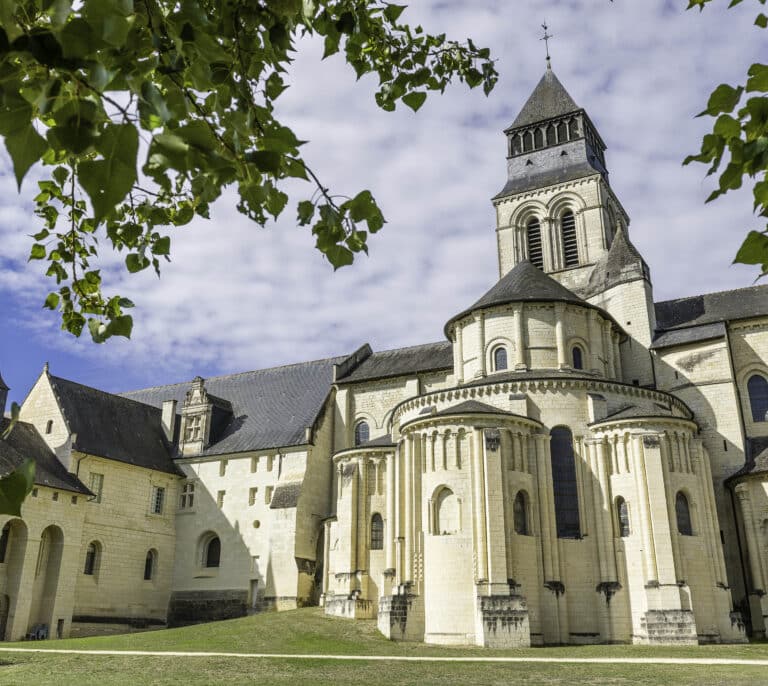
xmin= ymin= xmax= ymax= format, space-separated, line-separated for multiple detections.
xmin=0 ymin=402 xmax=36 ymax=517
xmin=684 ymin=0 xmax=768 ymax=277
xmin=0 ymin=0 xmax=497 ymax=342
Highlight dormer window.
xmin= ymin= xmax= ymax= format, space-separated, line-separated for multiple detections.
xmin=185 ymin=415 xmax=202 ymax=442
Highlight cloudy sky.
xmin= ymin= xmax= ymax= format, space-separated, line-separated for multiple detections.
xmin=0 ymin=0 xmax=764 ymax=404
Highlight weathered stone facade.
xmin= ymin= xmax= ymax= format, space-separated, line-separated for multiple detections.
xmin=1 ymin=65 xmax=768 ymax=647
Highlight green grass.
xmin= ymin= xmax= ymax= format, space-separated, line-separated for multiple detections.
xmin=1 ymin=609 xmax=768 ymax=685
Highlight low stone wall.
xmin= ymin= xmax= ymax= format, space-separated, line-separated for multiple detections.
xmin=167 ymin=590 xmax=248 ymax=627
xmin=378 ymin=588 xmax=424 ymax=641
xmin=638 ymin=609 xmax=698 ymax=645
xmin=323 ymin=594 xmax=376 ymax=619
xmin=475 ymin=591 xmax=530 ymax=648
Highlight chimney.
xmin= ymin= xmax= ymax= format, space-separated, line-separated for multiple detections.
xmin=161 ymin=399 xmax=177 ymax=443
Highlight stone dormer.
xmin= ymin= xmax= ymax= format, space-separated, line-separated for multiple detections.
xmin=178 ymin=376 xmax=233 ymax=457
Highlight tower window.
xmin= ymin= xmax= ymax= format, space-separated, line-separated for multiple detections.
xmin=144 ymin=549 xmax=157 ymax=581
xmin=493 ymin=346 xmax=508 ymax=372
xmin=557 ymin=121 xmax=567 ymax=142
xmin=569 ymin=118 xmax=579 ymax=139
xmin=513 ymin=491 xmax=529 ymax=535
xmin=561 ymin=211 xmax=579 ymax=267
xmin=550 ymin=426 xmax=581 ymax=538
xmin=526 ymin=218 xmax=544 ymax=269
xmin=546 ymin=124 xmax=556 ymax=146
xmin=511 ymin=134 xmax=522 ymax=155
xmin=747 ymin=374 xmax=768 ymax=422
xmin=370 ymin=513 xmax=384 ymax=550
xmin=523 ymin=131 xmax=533 ymax=152
xmin=676 ymin=492 xmax=693 ymax=536
xmin=572 ymin=346 xmax=584 ymax=370
xmin=616 ymin=497 xmax=630 ymax=537
xmin=533 ymin=128 xmax=543 ymax=149
xmin=354 ymin=421 xmax=370 ymax=446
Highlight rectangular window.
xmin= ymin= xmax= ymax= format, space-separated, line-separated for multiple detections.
xmin=151 ymin=486 xmax=165 ymax=514
xmin=219 ymin=459 xmax=228 ymax=477
xmin=180 ymin=482 xmax=195 ymax=509
xmin=267 ymin=455 xmax=274 ymax=472
xmin=52 ymin=492 xmax=59 ymax=502
xmin=184 ymin=415 xmax=202 ymax=442
xmin=89 ymin=473 xmax=104 ymax=503
xmin=71 ymin=496 xmax=78 ymax=505
xmin=249 ymin=487 xmax=258 ymax=506
xmin=217 ymin=490 xmax=225 ymax=508
xmin=265 ymin=486 xmax=273 ymax=504
xmin=251 ymin=456 xmax=258 ymax=473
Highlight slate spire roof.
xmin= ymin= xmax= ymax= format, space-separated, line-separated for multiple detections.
xmin=583 ymin=223 xmax=649 ymax=298
xmin=508 ymin=66 xmax=580 ymax=129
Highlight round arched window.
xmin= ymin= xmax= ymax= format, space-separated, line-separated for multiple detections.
xmin=513 ymin=491 xmax=528 ymax=535
xmin=354 ymin=421 xmax=370 ymax=446
xmin=493 ymin=347 xmax=508 ymax=372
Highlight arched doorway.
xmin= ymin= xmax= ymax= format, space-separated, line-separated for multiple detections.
xmin=2 ymin=519 xmax=28 ymax=641
xmin=28 ymin=525 xmax=64 ymax=632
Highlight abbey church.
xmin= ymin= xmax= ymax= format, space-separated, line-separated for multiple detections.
xmin=2 ymin=65 xmax=768 ymax=647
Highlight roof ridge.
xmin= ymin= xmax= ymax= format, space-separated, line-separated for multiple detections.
xmin=368 ymin=340 xmax=451 ymax=356
xmin=656 ymin=282 xmax=768 ymax=307
xmin=50 ymin=374 xmax=161 ymax=413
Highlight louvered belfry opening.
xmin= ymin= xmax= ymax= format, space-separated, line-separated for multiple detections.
xmin=527 ymin=218 xmax=544 ymax=269
xmin=561 ymin=211 xmax=579 ymax=267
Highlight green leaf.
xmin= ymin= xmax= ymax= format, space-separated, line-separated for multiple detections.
xmin=734 ymin=230 xmax=768 ymax=271
xmin=713 ymin=114 xmax=741 ymax=139
xmin=756 ymin=13 xmax=768 ymax=28
xmin=107 ymin=314 xmax=132 ymax=339
xmin=44 ymin=292 xmax=60 ymax=310
xmin=29 ymin=243 xmax=47 ymax=260
xmin=702 ymin=84 xmax=743 ymax=116
xmin=151 ymin=236 xmax=171 ymax=255
xmin=248 ymin=150 xmax=282 ymax=173
xmin=323 ymin=244 xmax=355 ymax=270
xmin=402 ymin=91 xmax=427 ymax=112
xmin=78 ymin=124 xmax=138 ymax=221
xmin=747 ymin=64 xmax=768 ymax=93
xmin=6 ymin=126 xmax=47 ymax=189
xmin=1 ymin=402 xmax=20 ymax=440
xmin=383 ymin=3 xmax=407 ymax=22
xmin=297 ymin=200 xmax=315 ymax=225
xmin=125 ymin=253 xmax=150 ymax=273
xmin=0 ymin=460 xmax=36 ymax=517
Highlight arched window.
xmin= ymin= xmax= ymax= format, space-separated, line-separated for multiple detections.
xmin=511 ymin=134 xmax=521 ymax=155
xmin=568 ymin=118 xmax=579 ymax=139
xmin=84 ymin=541 xmax=100 ymax=576
xmin=748 ymin=374 xmax=768 ymax=422
xmin=205 ymin=536 xmax=221 ymax=568
xmin=0 ymin=523 xmax=10 ymax=563
xmin=493 ymin=346 xmax=508 ymax=372
xmin=533 ymin=128 xmax=543 ymax=149
xmin=561 ymin=211 xmax=579 ymax=267
xmin=557 ymin=121 xmax=567 ymax=142
xmin=550 ymin=427 xmax=581 ymax=538
xmin=513 ymin=491 xmax=528 ymax=535
xmin=526 ymin=218 xmax=544 ymax=269
xmin=676 ymin=492 xmax=693 ymax=536
xmin=354 ymin=421 xmax=370 ymax=446
xmin=572 ymin=346 xmax=584 ymax=370
xmin=370 ymin=513 xmax=384 ymax=550
xmin=616 ymin=497 xmax=630 ymax=537
xmin=546 ymin=124 xmax=556 ymax=146
xmin=523 ymin=131 xmax=533 ymax=152
xmin=435 ymin=487 xmax=459 ymax=535
xmin=144 ymin=549 xmax=157 ymax=580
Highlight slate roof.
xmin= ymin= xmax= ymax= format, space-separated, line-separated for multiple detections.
xmin=122 ymin=356 xmax=348 ymax=456
xmin=583 ymin=224 xmax=649 ymax=298
xmin=48 ymin=375 xmax=179 ymax=475
xmin=358 ymin=434 xmax=396 ymax=448
xmin=335 ymin=342 xmax=453 ymax=384
xmin=728 ymin=436 xmax=768 ymax=481
xmin=589 ymin=403 xmax=677 ymax=426
xmin=508 ymin=67 xmax=580 ymax=129
xmin=493 ymin=163 xmax=602 ymax=200
xmin=446 ymin=260 xmax=603 ymax=336
xmin=432 ymin=400 xmax=510 ymax=417
xmin=0 ymin=418 xmax=90 ymax=495
xmin=655 ymin=284 xmax=768 ymax=331
xmin=650 ymin=322 xmax=726 ymax=350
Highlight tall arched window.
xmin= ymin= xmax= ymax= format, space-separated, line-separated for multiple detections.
xmin=676 ymin=492 xmax=693 ymax=536
xmin=550 ymin=426 xmax=581 ymax=538
xmin=568 ymin=118 xmax=579 ymax=139
xmin=572 ymin=346 xmax=584 ymax=370
xmin=144 ymin=549 xmax=157 ymax=580
xmin=205 ymin=536 xmax=221 ymax=568
xmin=546 ymin=124 xmax=556 ymax=146
xmin=561 ymin=211 xmax=579 ymax=267
xmin=370 ymin=513 xmax=384 ymax=550
xmin=616 ymin=497 xmax=630 ymax=537
xmin=84 ymin=541 xmax=100 ymax=576
xmin=526 ymin=218 xmax=544 ymax=269
xmin=513 ymin=491 xmax=528 ymax=535
xmin=534 ymin=128 xmax=543 ymax=149
xmin=435 ymin=487 xmax=459 ymax=535
xmin=523 ymin=131 xmax=533 ymax=152
xmin=748 ymin=374 xmax=768 ymax=422
xmin=354 ymin=421 xmax=370 ymax=446
xmin=557 ymin=121 xmax=567 ymax=142
xmin=493 ymin=346 xmax=508 ymax=372
xmin=511 ymin=134 xmax=522 ymax=155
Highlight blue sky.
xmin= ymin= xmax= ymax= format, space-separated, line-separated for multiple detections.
xmin=0 ymin=0 xmax=764 ymax=406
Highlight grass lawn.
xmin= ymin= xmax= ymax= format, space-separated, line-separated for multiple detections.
xmin=1 ymin=608 xmax=767 ymax=685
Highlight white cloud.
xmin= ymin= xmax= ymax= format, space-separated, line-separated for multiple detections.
xmin=0 ymin=1 xmax=764 ymax=389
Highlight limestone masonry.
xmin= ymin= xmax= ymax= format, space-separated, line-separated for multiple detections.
xmin=2 ymin=65 xmax=768 ymax=647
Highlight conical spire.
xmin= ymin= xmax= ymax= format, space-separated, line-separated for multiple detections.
xmin=509 ymin=68 xmax=580 ymax=129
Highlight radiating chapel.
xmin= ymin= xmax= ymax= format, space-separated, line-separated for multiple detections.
xmin=2 ymin=64 xmax=768 ymax=647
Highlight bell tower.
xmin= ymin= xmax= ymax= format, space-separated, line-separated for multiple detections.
xmin=494 ymin=62 xmax=629 ymax=296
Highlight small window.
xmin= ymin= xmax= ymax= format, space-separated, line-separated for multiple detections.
xmin=526 ymin=218 xmax=544 ymax=269
xmin=217 ymin=490 xmax=225 ymax=508
xmin=370 ymin=513 xmax=384 ymax=550
xmin=89 ymin=473 xmax=104 ymax=503
xmin=151 ymin=486 xmax=165 ymax=514
xmin=513 ymin=491 xmax=528 ymax=535
xmin=71 ymin=496 xmax=78 ymax=505
xmin=747 ymin=374 xmax=768 ymax=422
xmin=179 ymin=482 xmax=195 ymax=509
xmin=616 ymin=497 xmax=630 ymax=537
xmin=184 ymin=415 xmax=202 ymax=442
xmin=249 ymin=487 xmax=258 ymax=506
xmin=0 ymin=523 xmax=10 ymax=563
xmin=572 ymin=346 xmax=584 ymax=370
xmin=354 ymin=421 xmax=370 ymax=447
xmin=676 ymin=492 xmax=693 ymax=536
xmin=493 ymin=346 xmax=508 ymax=372
xmin=45 ymin=420 xmax=53 ymax=434
xmin=84 ymin=541 xmax=100 ymax=576
xmin=250 ymin=456 xmax=258 ymax=472
xmin=205 ymin=536 xmax=221 ymax=568
xmin=561 ymin=211 xmax=579 ymax=267
xmin=265 ymin=486 xmax=273 ymax=504
xmin=219 ymin=460 xmax=228 ymax=477
xmin=435 ymin=487 xmax=459 ymax=535
xmin=52 ymin=492 xmax=59 ymax=501
xmin=144 ymin=549 xmax=157 ymax=581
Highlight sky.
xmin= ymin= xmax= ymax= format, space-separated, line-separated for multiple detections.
xmin=0 ymin=0 xmax=765 ymax=406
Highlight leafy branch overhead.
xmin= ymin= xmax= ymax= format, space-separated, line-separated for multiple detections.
xmin=685 ymin=0 xmax=768 ymax=277
xmin=0 ymin=0 xmax=497 ymax=342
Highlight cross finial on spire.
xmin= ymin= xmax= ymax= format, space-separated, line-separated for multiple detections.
xmin=541 ymin=21 xmax=553 ymax=68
